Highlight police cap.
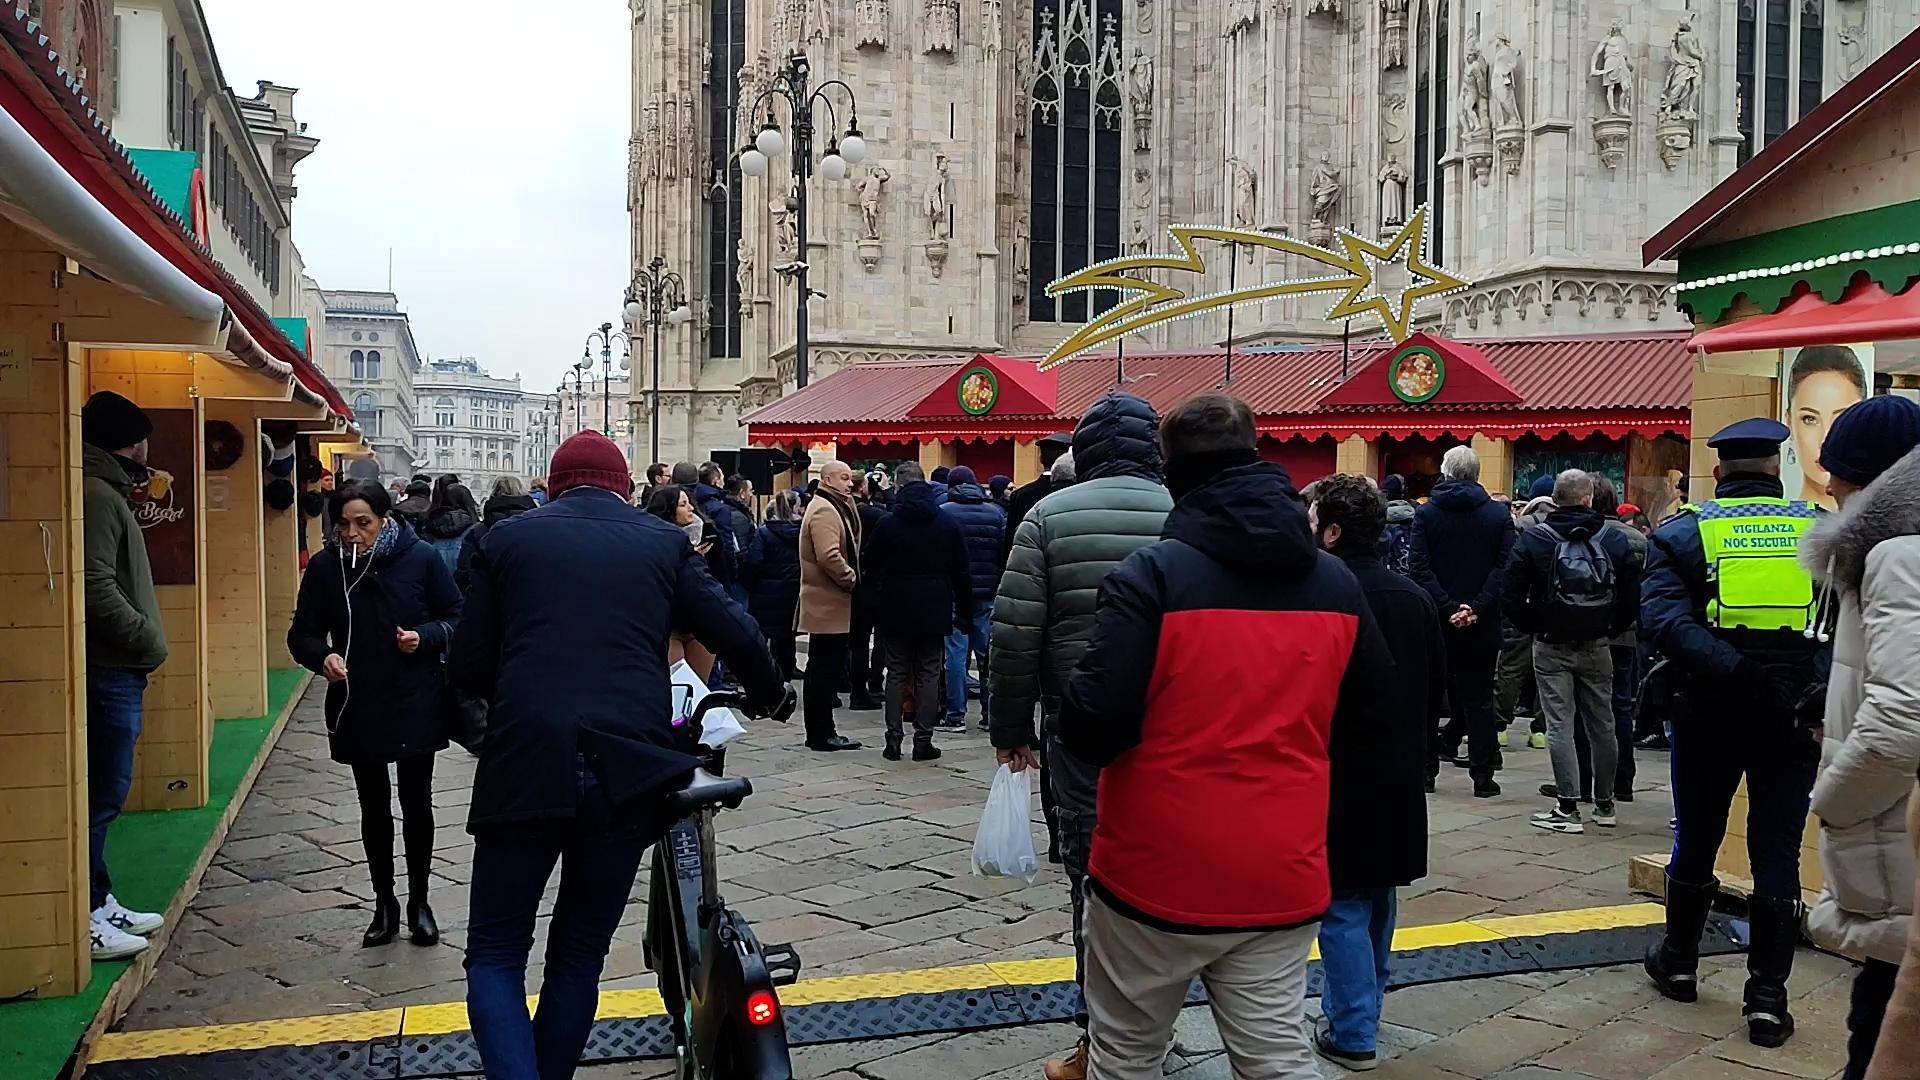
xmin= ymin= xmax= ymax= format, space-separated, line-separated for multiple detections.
xmin=1707 ymin=417 xmax=1790 ymax=461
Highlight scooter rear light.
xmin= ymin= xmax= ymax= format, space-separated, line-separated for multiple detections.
xmin=746 ymin=990 xmax=779 ymax=1026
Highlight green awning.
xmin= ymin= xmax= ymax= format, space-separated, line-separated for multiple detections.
xmin=125 ymin=148 xmax=199 ymax=223
xmin=272 ymin=317 xmax=309 ymax=356
xmin=1676 ymin=198 xmax=1920 ymax=323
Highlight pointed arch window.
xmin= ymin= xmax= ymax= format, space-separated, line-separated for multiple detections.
xmin=1026 ymin=0 xmax=1123 ymax=322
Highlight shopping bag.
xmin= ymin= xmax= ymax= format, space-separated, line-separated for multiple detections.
xmin=971 ymin=765 xmax=1039 ymax=883
xmin=671 ymin=660 xmax=747 ymax=747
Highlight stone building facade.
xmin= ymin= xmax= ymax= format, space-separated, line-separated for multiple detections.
xmin=631 ymin=0 xmax=1920 ymax=453
xmin=313 ymin=289 xmax=423 ymax=480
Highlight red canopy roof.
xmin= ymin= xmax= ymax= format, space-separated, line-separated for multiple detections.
xmin=1318 ymin=333 xmax=1524 ymax=408
xmin=744 ymin=331 xmax=1692 ymax=444
xmin=1687 ymin=278 xmax=1920 ymax=353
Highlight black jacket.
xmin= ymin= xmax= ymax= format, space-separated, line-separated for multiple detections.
xmin=392 ymin=493 xmax=430 ymax=531
xmin=1409 ymin=478 xmax=1517 ymax=649
xmin=1331 ymin=552 xmax=1441 ymax=890
xmin=940 ymin=482 xmax=1008 ymax=606
xmin=1001 ymin=476 xmax=1053 ymax=565
xmin=289 ymin=521 xmax=462 ymax=765
xmin=693 ymin=483 xmax=741 ymax=587
xmin=448 ymin=487 xmax=785 ymax=830
xmin=420 ymin=505 xmax=476 ymax=542
xmin=864 ymin=481 xmax=975 ymax=641
xmin=742 ymin=519 xmax=802 ymax=635
xmin=456 ymin=494 xmax=538 ymax=593
xmin=1502 ymin=504 xmax=1643 ymax=643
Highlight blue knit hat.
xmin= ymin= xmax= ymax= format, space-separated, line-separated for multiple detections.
xmin=1527 ymin=474 xmax=1555 ymax=499
xmin=948 ymin=466 xmax=977 ymax=487
xmin=1820 ymin=394 xmax=1920 ymax=488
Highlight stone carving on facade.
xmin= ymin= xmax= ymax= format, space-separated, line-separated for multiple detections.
xmin=924 ymin=155 xmax=951 ymax=276
xmin=1590 ymin=20 xmax=1635 ymax=118
xmin=684 ymin=103 xmax=699 ymax=180
xmin=663 ymin=98 xmax=682 ymax=182
xmin=1136 ymin=0 xmax=1153 ymax=34
xmin=855 ymin=0 xmax=888 ymax=49
xmin=642 ymin=101 xmax=661 ymax=183
xmin=736 ymin=239 xmax=754 ymax=317
xmin=1309 ymin=153 xmax=1341 ymax=245
xmin=1128 ymin=49 xmax=1155 ymax=152
xmin=1459 ymin=46 xmax=1494 ymax=183
xmin=924 ymin=0 xmax=960 ymax=55
xmin=1656 ymin=14 xmax=1704 ymax=170
xmin=1491 ymin=36 xmax=1525 ymax=175
xmin=1030 ymin=9 xmax=1063 ymax=127
xmin=630 ymin=0 xmax=646 ymax=22
xmin=856 ymin=166 xmax=890 ymax=270
xmin=1378 ymin=159 xmax=1408 ymax=231
xmin=1306 ymin=0 xmax=1339 ymax=19
xmin=1228 ymin=158 xmax=1258 ymax=230
xmin=1383 ymin=93 xmax=1407 ymax=145
xmin=984 ymin=0 xmax=1003 ymax=57
xmin=627 ymin=136 xmax=644 ymax=209
xmin=1840 ymin=9 xmax=1868 ymax=79
xmin=1381 ymin=0 xmax=1408 ymax=69
xmin=808 ymin=0 xmax=833 ymax=42
xmin=770 ymin=198 xmax=795 ymax=254
xmin=1095 ymin=18 xmax=1125 ymax=131
xmin=1128 ymin=166 xmax=1154 ymax=254
xmin=1226 ymin=0 xmax=1259 ymax=37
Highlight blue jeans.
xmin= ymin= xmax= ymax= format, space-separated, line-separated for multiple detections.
xmin=1316 ymin=887 xmax=1397 ymax=1053
xmin=466 ymin=765 xmax=663 ymax=1080
xmin=88 ymin=668 xmax=148 ymax=910
xmin=944 ymin=610 xmax=991 ymax=722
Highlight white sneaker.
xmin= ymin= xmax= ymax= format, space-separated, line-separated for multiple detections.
xmin=98 ymin=894 xmax=164 ymax=936
xmin=90 ymin=911 xmax=150 ymax=961
xmin=1530 ymin=807 xmax=1585 ymax=834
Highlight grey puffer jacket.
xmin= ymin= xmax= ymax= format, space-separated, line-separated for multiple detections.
xmin=1803 ymin=445 xmax=1920 ymax=965
xmin=989 ymin=393 xmax=1172 ymax=755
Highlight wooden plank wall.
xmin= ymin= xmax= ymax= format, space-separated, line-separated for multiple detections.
xmin=87 ymin=351 xmax=209 ymax=813
xmin=202 ymin=401 xmax=266 ymax=719
xmin=0 ymin=219 xmax=89 ymax=998
xmin=263 ymin=466 xmax=300 ymax=671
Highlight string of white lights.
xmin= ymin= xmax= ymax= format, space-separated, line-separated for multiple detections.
xmin=1674 ymin=242 xmax=1920 ymax=293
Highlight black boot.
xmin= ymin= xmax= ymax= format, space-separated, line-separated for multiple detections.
xmin=362 ymin=894 xmax=400 ymax=947
xmin=407 ymin=897 xmax=440 ymax=946
xmin=1645 ymin=872 xmax=1717 ymax=1003
xmin=1744 ymin=895 xmax=1802 ymax=1047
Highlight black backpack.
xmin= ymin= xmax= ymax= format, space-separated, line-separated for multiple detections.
xmin=1383 ymin=522 xmax=1413 ymax=575
xmin=1540 ymin=525 xmax=1617 ymax=641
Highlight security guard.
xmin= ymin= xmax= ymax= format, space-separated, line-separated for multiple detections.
xmin=1640 ymin=417 xmax=1825 ymax=1049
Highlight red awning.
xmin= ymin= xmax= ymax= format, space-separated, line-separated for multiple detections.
xmin=1687 ymin=279 xmax=1920 ymax=353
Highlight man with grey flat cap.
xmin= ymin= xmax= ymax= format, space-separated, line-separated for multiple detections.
xmin=1640 ymin=416 xmax=1827 ymax=1051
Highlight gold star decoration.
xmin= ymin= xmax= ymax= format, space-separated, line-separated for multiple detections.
xmin=1041 ymin=203 xmax=1473 ymax=369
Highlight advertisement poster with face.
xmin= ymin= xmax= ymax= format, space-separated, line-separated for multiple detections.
xmin=1780 ymin=344 xmax=1874 ymax=510
xmin=133 ymin=408 xmax=196 ymax=585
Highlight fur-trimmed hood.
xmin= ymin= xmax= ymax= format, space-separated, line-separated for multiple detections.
xmin=1802 ymin=444 xmax=1920 ymax=592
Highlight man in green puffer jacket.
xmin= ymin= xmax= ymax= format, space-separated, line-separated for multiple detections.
xmin=80 ymin=391 xmax=170 ymax=962
xmin=989 ymin=392 xmax=1172 ymax=1080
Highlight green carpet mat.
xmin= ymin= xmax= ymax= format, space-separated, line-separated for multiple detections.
xmin=0 ymin=669 xmax=308 ymax=1080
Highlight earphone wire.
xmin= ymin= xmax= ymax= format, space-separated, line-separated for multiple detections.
xmin=334 ymin=539 xmax=373 ymax=731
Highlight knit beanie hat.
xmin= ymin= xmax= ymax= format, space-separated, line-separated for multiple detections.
xmin=548 ymin=430 xmax=632 ymax=498
xmin=1820 ymin=394 xmax=1920 ymax=488
xmin=82 ymin=391 xmax=152 ymax=451
xmin=931 ymin=466 xmax=951 ymax=484
xmin=1527 ymin=474 xmax=1555 ymax=499
xmin=989 ymin=475 xmax=1012 ymax=496
xmin=949 ymin=466 xmax=977 ymax=487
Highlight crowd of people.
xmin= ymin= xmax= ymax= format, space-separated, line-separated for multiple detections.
xmin=73 ymin=370 xmax=1920 ymax=1078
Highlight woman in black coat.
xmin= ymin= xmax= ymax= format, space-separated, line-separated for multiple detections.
xmin=289 ymin=479 xmax=462 ymax=948
xmin=421 ymin=475 xmax=479 ymax=575
xmin=742 ymin=489 xmax=804 ymax=678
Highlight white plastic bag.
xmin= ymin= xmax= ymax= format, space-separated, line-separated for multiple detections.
xmin=671 ymin=660 xmax=747 ymax=747
xmin=971 ymin=765 xmax=1039 ymax=883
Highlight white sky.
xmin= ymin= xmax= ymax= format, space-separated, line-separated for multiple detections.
xmin=198 ymin=0 xmax=631 ymax=394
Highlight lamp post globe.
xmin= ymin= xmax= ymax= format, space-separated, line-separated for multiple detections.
xmin=623 ymin=300 xmax=644 ymax=324
xmin=755 ymin=124 xmax=785 ymax=157
xmin=739 ymin=147 xmax=768 ymax=177
xmin=820 ymin=152 xmax=848 ymax=181
xmin=840 ymin=132 xmax=867 ymax=164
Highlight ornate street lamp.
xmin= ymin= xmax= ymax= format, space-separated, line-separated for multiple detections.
xmin=623 ymin=256 xmax=692 ymax=467
xmin=736 ymin=50 xmax=868 ymax=390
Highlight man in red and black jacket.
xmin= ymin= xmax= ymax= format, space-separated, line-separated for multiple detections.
xmin=1060 ymin=394 xmax=1393 ymax=1080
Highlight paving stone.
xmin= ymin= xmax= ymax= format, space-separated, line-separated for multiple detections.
xmin=1512 ymin=966 xmax=1666 ymax=1028
xmin=960 ymin=908 xmax=1075 ymax=951
xmin=870 ymin=902 xmax=1012 ymax=943
xmin=1381 ymin=977 xmax=1540 ymax=1036
xmin=830 ymin=887 xmax=967 ymax=929
xmin=785 ymin=1032 xmax=948 ymax=1077
xmin=787 ymin=927 xmax=907 ymax=968
xmin=175 ymin=939 xmax=333 ymax=978
xmin=751 ymin=910 xmax=863 ymax=945
xmin=196 ymin=887 xmax=363 ymax=926
xmin=853 ymin=1022 xmax=1079 ymax=1080
xmin=1536 ymin=1018 xmax=1714 ymax=1079
xmin=223 ymin=846 xmax=353 ymax=881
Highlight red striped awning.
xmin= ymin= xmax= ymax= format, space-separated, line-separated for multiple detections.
xmin=1687 ymin=278 xmax=1920 ymax=353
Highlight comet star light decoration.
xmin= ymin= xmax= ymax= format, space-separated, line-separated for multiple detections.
xmin=1041 ymin=203 xmax=1471 ymax=369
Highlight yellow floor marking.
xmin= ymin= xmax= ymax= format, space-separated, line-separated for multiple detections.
xmin=89 ymin=900 xmax=1669 ymax=1063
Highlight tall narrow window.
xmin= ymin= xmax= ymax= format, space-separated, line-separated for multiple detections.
xmin=365 ymin=349 xmax=381 ymax=379
xmin=1027 ymin=0 xmax=1123 ymax=322
xmin=1431 ymin=1 xmax=1449 ymax=259
xmin=353 ymin=394 xmax=377 ymax=436
xmin=1799 ymin=0 xmax=1825 ymax=119
xmin=1412 ymin=3 xmax=1430 ymax=219
xmin=1737 ymin=0 xmax=1757 ymax=163
xmin=350 ymin=348 xmax=365 ymax=380
xmin=706 ymin=0 xmax=746 ymax=358
xmin=1764 ymin=0 xmax=1791 ymax=144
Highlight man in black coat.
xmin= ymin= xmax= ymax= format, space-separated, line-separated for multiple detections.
xmin=1001 ymin=431 xmax=1074 ymax=566
xmin=847 ymin=471 xmax=889 ymax=712
xmin=863 ymin=463 xmax=975 ymax=761
xmin=939 ymin=466 xmax=1007 ymax=729
xmin=1306 ymin=475 xmax=1443 ymax=1070
xmin=1503 ymin=469 xmax=1643 ymax=836
xmin=1409 ymin=444 xmax=1518 ymax=797
xmin=448 ymin=431 xmax=791 ymax=1079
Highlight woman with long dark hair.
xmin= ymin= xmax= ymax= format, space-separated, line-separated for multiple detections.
xmin=289 ymin=479 xmax=461 ymax=947
xmin=645 ymin=485 xmax=720 ymax=680
xmin=422 ymin=474 xmax=480 ymax=573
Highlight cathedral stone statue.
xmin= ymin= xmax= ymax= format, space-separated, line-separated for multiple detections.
xmin=1492 ymin=35 xmax=1524 ymax=128
xmin=1378 ymin=160 xmax=1408 ymax=229
xmin=1311 ymin=154 xmax=1342 ymax=226
xmin=1228 ymin=158 xmax=1258 ymax=229
xmin=1660 ymin=14 xmax=1704 ymax=120
xmin=1590 ymin=20 xmax=1634 ymax=117
xmin=1460 ymin=46 xmax=1491 ymax=136
xmin=859 ymin=166 xmax=890 ymax=241
xmin=1129 ymin=50 xmax=1155 ymax=152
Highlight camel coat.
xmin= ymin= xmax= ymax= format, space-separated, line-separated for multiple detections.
xmin=797 ymin=489 xmax=860 ymax=634
xmin=1866 ymin=787 xmax=1920 ymax=1080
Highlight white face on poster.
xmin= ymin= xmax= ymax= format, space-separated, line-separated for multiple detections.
xmin=1779 ymin=343 xmax=1874 ymax=510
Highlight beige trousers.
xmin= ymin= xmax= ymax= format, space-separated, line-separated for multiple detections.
xmin=1082 ymin=888 xmax=1319 ymax=1080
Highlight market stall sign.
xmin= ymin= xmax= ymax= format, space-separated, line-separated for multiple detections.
xmin=908 ymin=356 xmax=1059 ymax=420
xmin=957 ymin=367 xmax=999 ymax=415
xmin=1317 ymin=332 xmax=1524 ymax=409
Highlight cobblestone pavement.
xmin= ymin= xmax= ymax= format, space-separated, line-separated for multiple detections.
xmin=121 ymin=684 xmax=1856 ymax=1078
